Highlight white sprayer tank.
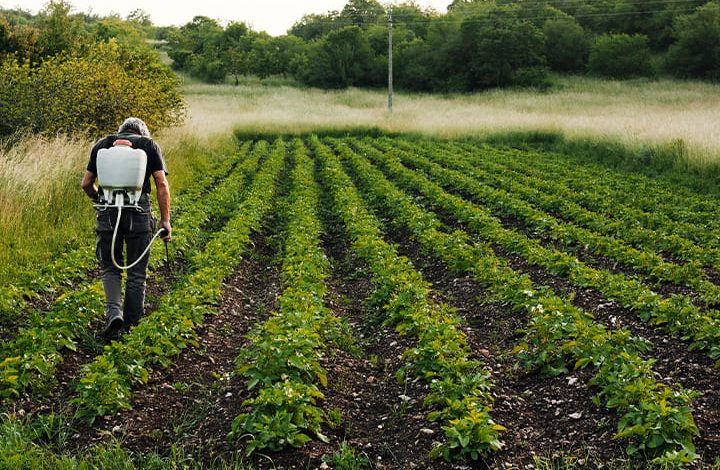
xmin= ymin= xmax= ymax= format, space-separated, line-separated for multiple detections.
xmin=97 ymin=140 xmax=147 ymax=205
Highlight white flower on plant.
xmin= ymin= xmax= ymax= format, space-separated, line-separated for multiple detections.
xmin=531 ymin=304 xmax=544 ymax=313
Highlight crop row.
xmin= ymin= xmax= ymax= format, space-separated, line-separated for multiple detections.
xmin=312 ymin=137 xmax=503 ymax=461
xmin=400 ymin=138 xmax=720 ymax=273
xmin=462 ymin=141 xmax=720 ymax=220
xmin=360 ymin=139 xmax=720 ymax=364
xmin=0 ymin=145 xmax=255 ymax=401
xmin=72 ymin=140 xmax=285 ymax=422
xmin=0 ymin=144 xmax=240 ymax=330
xmin=332 ymin=138 xmax=699 ymax=463
xmin=0 ymin=247 xmax=96 ymax=330
xmin=386 ymin=138 xmax=720 ymax=305
xmin=230 ymin=139 xmax=344 ymax=454
xmin=148 ymin=141 xmax=255 ymax=271
xmin=456 ymin=142 xmax=720 ymax=245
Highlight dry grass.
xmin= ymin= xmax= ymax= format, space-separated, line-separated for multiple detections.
xmin=177 ymin=75 xmax=720 ymax=167
xmin=0 ymin=127 xmax=229 ymax=285
xmin=0 ymin=134 xmax=92 ymax=283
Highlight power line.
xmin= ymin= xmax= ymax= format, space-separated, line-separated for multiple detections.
xmin=289 ymin=0 xmax=705 ymax=28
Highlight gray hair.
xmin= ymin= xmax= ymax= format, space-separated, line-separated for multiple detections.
xmin=118 ymin=117 xmax=151 ymax=137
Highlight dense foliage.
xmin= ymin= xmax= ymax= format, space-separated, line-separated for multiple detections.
xmin=588 ymin=33 xmax=652 ymax=79
xmin=0 ymin=1 xmax=185 ymax=136
xmin=165 ymin=0 xmax=717 ymax=91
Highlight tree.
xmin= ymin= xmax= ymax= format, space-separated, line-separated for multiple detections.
xmin=666 ymin=2 xmax=720 ymax=80
xmin=340 ymin=0 xmax=385 ymax=28
xmin=249 ymin=35 xmax=304 ymax=79
xmin=0 ymin=14 xmax=12 ymax=54
xmin=543 ymin=18 xmax=587 ymax=72
xmin=166 ymin=16 xmax=224 ymax=71
xmin=547 ymin=0 xmax=626 ymax=34
xmin=93 ymin=15 xmax=143 ymax=45
xmin=221 ymin=21 xmax=250 ymax=44
xmin=1 ymin=11 xmax=40 ymax=61
xmin=588 ymin=33 xmax=652 ymax=78
xmin=395 ymin=38 xmax=435 ymax=91
xmin=459 ymin=5 xmax=547 ymax=89
xmin=127 ymin=9 xmax=152 ymax=28
xmin=447 ymin=0 xmax=474 ymax=11
xmin=294 ymin=26 xmax=374 ymax=88
xmin=610 ymin=0 xmax=707 ymax=50
xmin=0 ymin=40 xmax=185 ymax=136
xmin=391 ymin=2 xmax=433 ymax=39
xmin=289 ymin=12 xmax=343 ymax=41
xmin=36 ymin=0 xmax=85 ymax=57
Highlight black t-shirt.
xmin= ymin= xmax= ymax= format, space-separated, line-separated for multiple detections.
xmin=87 ymin=131 xmax=168 ymax=196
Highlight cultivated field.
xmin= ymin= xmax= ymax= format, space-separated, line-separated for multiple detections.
xmin=2 ymin=134 xmax=720 ymax=468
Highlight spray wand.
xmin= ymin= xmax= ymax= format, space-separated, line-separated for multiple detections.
xmin=107 ymin=192 xmax=168 ymax=270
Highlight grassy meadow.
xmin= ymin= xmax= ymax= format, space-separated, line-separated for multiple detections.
xmin=1 ymin=73 xmax=719 ymax=285
xmin=180 ymin=74 xmax=720 ymax=168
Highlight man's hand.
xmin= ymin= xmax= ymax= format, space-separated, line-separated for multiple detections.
xmin=152 ymin=169 xmax=171 ymax=241
xmin=159 ymin=219 xmax=172 ymax=242
xmin=81 ymin=170 xmax=98 ymax=200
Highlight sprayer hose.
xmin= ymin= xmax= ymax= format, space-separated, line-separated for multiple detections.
xmin=110 ymin=204 xmax=165 ymax=271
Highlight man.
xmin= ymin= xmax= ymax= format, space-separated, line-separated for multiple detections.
xmin=81 ymin=117 xmax=172 ymax=338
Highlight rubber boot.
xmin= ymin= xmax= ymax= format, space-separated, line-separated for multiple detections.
xmin=103 ymin=311 xmax=124 ymax=339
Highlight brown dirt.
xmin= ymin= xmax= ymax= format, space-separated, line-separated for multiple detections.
xmin=61 ymin=232 xmax=280 ymax=457
xmin=260 ymin=206 xmax=455 ymax=469
xmin=389 ymin=228 xmax=633 ymax=468
xmin=11 ymin=260 xmax=182 ymax=420
xmin=487 ymin=242 xmax=720 ymax=463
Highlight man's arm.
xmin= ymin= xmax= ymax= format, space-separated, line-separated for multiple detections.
xmin=153 ymin=170 xmax=171 ymax=241
xmin=81 ymin=170 xmax=98 ymax=200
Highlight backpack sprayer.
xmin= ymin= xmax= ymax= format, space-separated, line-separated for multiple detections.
xmin=94 ymin=139 xmax=167 ymax=270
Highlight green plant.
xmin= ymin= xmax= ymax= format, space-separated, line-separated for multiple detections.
xmin=312 ymin=136 xmax=502 ymax=461
xmin=327 ymin=408 xmax=344 ymax=429
xmin=323 ymin=441 xmax=370 ymax=470
xmin=588 ymin=33 xmax=652 ymax=79
xmin=72 ymin=140 xmax=285 ymax=423
xmin=334 ymin=136 xmax=698 ymax=461
xmin=0 ymin=40 xmax=185 ymax=136
xmin=231 ymin=139 xmax=346 ymax=452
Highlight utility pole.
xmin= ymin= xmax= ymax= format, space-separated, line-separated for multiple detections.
xmin=387 ymin=6 xmax=393 ymax=113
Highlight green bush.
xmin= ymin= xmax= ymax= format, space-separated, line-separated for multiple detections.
xmin=588 ymin=33 xmax=652 ymax=79
xmin=294 ymin=26 xmax=375 ymax=88
xmin=460 ymin=5 xmax=548 ymax=89
xmin=0 ymin=40 xmax=185 ymax=136
xmin=666 ymin=2 xmax=720 ymax=80
xmin=543 ymin=18 xmax=588 ymax=72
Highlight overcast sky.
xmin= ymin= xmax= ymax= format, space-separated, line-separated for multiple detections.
xmin=3 ymin=1 xmax=451 ymax=36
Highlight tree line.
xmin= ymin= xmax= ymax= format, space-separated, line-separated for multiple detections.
xmin=166 ymin=0 xmax=720 ymax=90
xmin=0 ymin=1 xmax=184 ymax=137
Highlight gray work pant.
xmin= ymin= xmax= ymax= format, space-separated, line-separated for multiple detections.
xmin=95 ymin=202 xmax=156 ymax=327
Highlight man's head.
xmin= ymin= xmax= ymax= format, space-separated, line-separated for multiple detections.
xmin=118 ymin=117 xmax=151 ymax=138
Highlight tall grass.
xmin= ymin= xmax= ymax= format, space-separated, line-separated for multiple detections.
xmin=180 ymin=74 xmax=720 ymax=170
xmin=0 ymin=134 xmax=91 ymax=286
xmin=0 ymin=128 xmax=235 ymax=287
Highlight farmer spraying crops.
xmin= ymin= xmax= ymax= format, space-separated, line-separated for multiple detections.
xmin=81 ymin=117 xmax=172 ymax=339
